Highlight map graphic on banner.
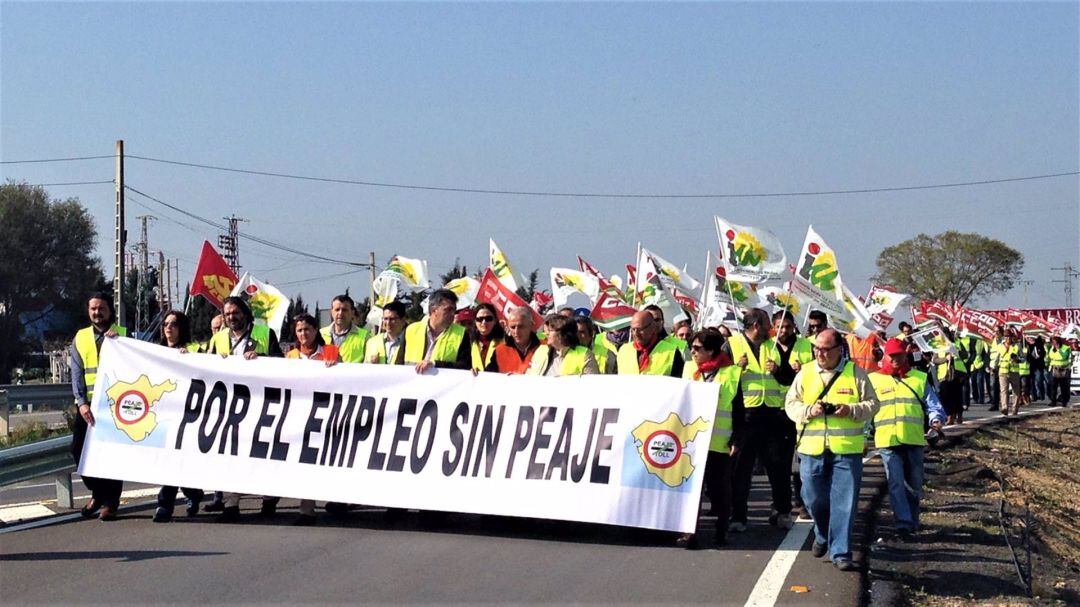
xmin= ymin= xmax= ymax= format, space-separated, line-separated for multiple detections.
xmin=230 ymin=273 xmax=290 ymax=332
xmin=105 ymin=375 xmax=176 ymax=442
xmin=713 ymin=216 xmax=788 ymax=283
xmin=83 ymin=338 xmax=718 ymax=533
xmin=630 ymin=413 xmax=711 ymax=488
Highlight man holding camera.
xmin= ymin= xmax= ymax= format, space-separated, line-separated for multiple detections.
xmin=785 ymin=329 xmax=879 ymax=572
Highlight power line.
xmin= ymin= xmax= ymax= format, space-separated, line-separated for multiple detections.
xmin=123 ymin=184 xmax=373 ymax=269
xmin=26 ymin=180 xmax=115 ymax=187
xmin=125 ymin=154 xmax=1079 ymax=199
xmin=276 ymin=268 xmax=367 ymax=287
xmin=0 ymin=155 xmax=116 ymax=164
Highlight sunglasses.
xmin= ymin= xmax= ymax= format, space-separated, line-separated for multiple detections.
xmin=163 ymin=321 xmax=180 ymax=328
xmin=475 ymin=316 xmax=496 ymax=323
xmin=690 ymin=345 xmax=707 ymax=352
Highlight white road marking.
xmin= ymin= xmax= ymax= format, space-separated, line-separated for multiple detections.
xmin=0 ymin=504 xmax=56 ymax=523
xmin=743 ymin=452 xmax=876 ymax=607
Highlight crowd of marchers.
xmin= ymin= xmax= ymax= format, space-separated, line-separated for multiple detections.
xmin=68 ymin=289 xmax=1075 ymax=571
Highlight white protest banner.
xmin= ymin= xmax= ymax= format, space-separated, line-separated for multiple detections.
xmin=82 ymin=338 xmax=718 ymax=534
xmin=713 ymin=216 xmax=788 ymax=283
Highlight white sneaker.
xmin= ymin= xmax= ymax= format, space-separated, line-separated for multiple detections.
xmin=729 ymin=521 xmax=747 ymax=533
xmin=776 ymin=513 xmax=794 ymax=530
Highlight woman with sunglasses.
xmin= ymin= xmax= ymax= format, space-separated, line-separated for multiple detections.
xmin=679 ymin=327 xmax=743 ymax=547
xmin=153 ymin=310 xmax=205 ymax=522
xmin=469 ymin=302 xmax=504 ymax=372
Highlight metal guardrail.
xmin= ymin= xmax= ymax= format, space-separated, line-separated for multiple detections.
xmin=0 ymin=435 xmax=76 ymax=508
xmin=0 ymin=383 xmax=73 ymax=410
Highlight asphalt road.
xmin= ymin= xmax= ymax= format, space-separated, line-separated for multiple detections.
xmin=1 ymin=397 xmax=1072 ymax=605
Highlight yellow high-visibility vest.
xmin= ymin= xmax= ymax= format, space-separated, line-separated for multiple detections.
xmin=403 ymin=320 xmax=466 ymax=364
xmin=728 ymin=333 xmax=783 ymax=408
xmin=74 ymin=324 xmax=128 ymax=402
xmin=320 ymin=325 xmax=371 ymax=363
xmin=870 ymin=370 xmax=928 ymax=448
xmin=796 ymin=362 xmax=865 ymax=456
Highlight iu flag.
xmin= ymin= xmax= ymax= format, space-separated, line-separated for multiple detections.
xmin=190 ymin=241 xmax=239 ymax=309
xmin=476 ymin=269 xmax=544 ymax=329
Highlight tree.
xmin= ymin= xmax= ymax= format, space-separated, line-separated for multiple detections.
xmin=874 ymin=231 xmax=1024 ymax=306
xmin=440 ymin=259 xmax=468 ymax=285
xmin=0 ymin=183 xmax=106 ymax=382
xmin=515 ymin=269 xmax=540 ymax=303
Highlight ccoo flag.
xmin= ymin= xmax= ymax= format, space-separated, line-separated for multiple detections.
xmin=713 ymin=216 xmax=788 ymax=283
xmin=190 ymin=241 xmax=239 ymax=310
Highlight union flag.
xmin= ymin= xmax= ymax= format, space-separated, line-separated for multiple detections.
xmin=190 ymin=241 xmax=238 ymax=309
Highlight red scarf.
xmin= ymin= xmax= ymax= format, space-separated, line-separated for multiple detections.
xmin=634 ymin=338 xmax=658 ymax=372
xmin=693 ymin=353 xmax=732 ymax=380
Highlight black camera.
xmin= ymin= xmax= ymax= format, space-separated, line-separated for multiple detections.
xmin=821 ymin=402 xmax=837 ymax=415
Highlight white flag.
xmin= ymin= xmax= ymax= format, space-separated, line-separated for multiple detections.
xmin=642 ymin=247 xmax=701 ymax=294
xmin=385 ymin=255 xmax=430 ymax=289
xmin=230 ymin=273 xmax=291 ymax=334
xmin=714 ymin=216 xmax=788 ymax=283
xmin=550 ymin=268 xmax=601 ymax=309
xmin=489 ymin=239 xmax=519 ymax=291
xmin=444 ymin=276 xmax=481 ymax=309
xmin=790 ymin=226 xmax=851 ymax=324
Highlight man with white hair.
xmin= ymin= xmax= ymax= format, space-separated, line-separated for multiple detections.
xmin=489 ymin=306 xmax=542 ymax=373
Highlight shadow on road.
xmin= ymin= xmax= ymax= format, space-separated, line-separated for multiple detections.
xmin=0 ymin=549 xmax=229 ymax=562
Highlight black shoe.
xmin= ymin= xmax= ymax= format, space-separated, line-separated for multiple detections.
xmin=714 ymin=531 xmax=728 ymax=546
xmin=675 ymin=533 xmax=698 ymax=549
xmin=186 ymin=500 xmax=200 ymax=517
xmin=204 ymin=499 xmax=225 ymax=513
xmin=217 ymin=506 xmax=240 ymax=523
xmin=812 ymin=541 xmax=828 ymax=558
xmin=293 ymin=514 xmax=317 ymax=527
xmin=259 ymin=499 xmax=278 ymax=517
xmin=80 ymin=498 xmax=101 ymax=519
xmin=835 ymin=559 xmax=858 ymax=572
xmin=152 ymin=507 xmax=173 ymax=523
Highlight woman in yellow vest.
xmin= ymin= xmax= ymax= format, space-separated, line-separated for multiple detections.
xmin=870 ymin=338 xmax=945 ymax=540
xmin=468 ymin=303 xmax=504 ymax=372
xmin=153 ymin=310 xmax=205 ymax=523
xmin=527 ymin=315 xmax=598 ymax=376
xmin=286 ymin=313 xmax=340 ymax=525
xmin=680 ymin=328 xmax=743 ymax=547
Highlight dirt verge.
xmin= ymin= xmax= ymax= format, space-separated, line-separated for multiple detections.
xmin=869 ymin=408 xmax=1080 ymax=606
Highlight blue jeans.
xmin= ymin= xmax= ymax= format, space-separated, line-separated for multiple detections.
xmin=970 ymin=369 xmax=987 ymax=403
xmin=1031 ymin=368 xmax=1048 ymax=401
xmin=879 ymin=445 xmax=924 ymax=532
xmin=800 ymin=451 xmax=862 ymax=563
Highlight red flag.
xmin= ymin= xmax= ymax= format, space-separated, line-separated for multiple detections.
xmin=954 ymin=307 xmax=1001 ymax=341
xmin=190 ymin=241 xmax=239 ymax=309
xmin=476 ymin=269 xmax=544 ymax=329
xmin=590 ymin=290 xmax=637 ymax=330
xmin=919 ymin=300 xmax=955 ymax=325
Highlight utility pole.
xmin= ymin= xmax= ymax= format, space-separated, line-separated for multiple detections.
xmin=114 ymin=140 xmax=126 ymax=328
xmin=157 ymin=252 xmax=167 ymax=313
xmin=1051 ymin=263 xmax=1079 ymax=307
xmin=173 ymin=259 xmax=180 ymax=310
xmin=1019 ymin=280 xmax=1034 ymax=308
xmin=165 ymin=256 xmax=173 ymax=309
xmin=134 ymin=215 xmax=155 ymax=332
xmin=369 ymin=251 xmax=377 ymax=293
xmin=218 ymin=215 xmax=247 ymax=276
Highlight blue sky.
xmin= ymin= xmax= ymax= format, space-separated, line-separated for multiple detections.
xmin=3 ymin=2 xmax=1077 ymax=314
